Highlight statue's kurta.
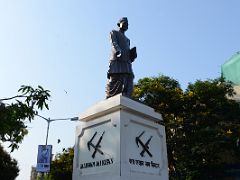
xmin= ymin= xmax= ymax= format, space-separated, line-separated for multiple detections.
xmin=108 ymin=30 xmax=133 ymax=75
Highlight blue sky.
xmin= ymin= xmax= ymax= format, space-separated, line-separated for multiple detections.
xmin=0 ymin=1 xmax=239 ymax=179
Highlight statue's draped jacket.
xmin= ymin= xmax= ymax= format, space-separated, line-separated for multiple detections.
xmin=107 ymin=30 xmax=134 ymax=76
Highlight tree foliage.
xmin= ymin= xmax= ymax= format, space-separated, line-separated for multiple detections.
xmin=0 ymin=85 xmax=51 ymax=151
xmin=0 ymin=144 xmax=19 ymax=180
xmin=133 ymin=75 xmax=240 ymax=179
xmin=48 ymin=147 xmax=74 ymax=180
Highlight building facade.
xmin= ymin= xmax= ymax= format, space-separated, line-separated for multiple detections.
xmin=221 ymin=52 xmax=240 ymax=102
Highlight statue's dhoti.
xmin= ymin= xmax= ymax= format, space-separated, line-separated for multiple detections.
xmin=106 ymin=73 xmax=133 ymax=98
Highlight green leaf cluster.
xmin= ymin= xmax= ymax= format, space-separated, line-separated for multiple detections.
xmin=133 ymin=75 xmax=240 ymax=179
xmin=47 ymin=148 xmax=74 ymax=180
xmin=0 ymin=85 xmax=51 ymax=151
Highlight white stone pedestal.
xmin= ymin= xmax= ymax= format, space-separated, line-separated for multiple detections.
xmin=73 ymin=94 xmax=168 ymax=180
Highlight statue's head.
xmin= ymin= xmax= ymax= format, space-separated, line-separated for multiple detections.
xmin=117 ymin=17 xmax=128 ymax=32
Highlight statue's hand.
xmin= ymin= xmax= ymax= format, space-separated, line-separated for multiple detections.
xmin=116 ymin=51 xmax=122 ymax=58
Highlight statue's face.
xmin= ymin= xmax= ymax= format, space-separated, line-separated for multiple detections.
xmin=119 ymin=21 xmax=128 ymax=31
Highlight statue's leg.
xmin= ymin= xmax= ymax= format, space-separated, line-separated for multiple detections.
xmin=122 ymin=74 xmax=134 ymax=98
xmin=127 ymin=74 xmax=134 ymax=97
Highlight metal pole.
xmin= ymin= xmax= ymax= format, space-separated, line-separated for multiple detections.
xmin=45 ymin=119 xmax=50 ymax=146
xmin=40 ymin=173 xmax=44 ymax=180
xmin=42 ymin=119 xmax=51 ymax=180
xmin=40 ymin=119 xmax=51 ymax=180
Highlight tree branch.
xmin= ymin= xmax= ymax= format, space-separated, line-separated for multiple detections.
xmin=0 ymin=95 xmax=28 ymax=101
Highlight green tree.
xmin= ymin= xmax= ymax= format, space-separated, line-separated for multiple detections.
xmin=0 ymin=144 xmax=19 ymax=180
xmin=0 ymin=85 xmax=50 ymax=179
xmin=48 ymin=147 xmax=74 ymax=180
xmin=0 ymin=85 xmax=50 ymax=151
xmin=133 ymin=75 xmax=240 ymax=179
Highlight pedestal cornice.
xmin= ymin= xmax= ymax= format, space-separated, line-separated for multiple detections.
xmin=79 ymin=94 xmax=162 ymax=123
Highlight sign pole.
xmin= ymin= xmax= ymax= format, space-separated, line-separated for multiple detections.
xmin=40 ymin=119 xmax=51 ymax=180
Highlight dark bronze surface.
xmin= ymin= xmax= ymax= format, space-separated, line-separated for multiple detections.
xmin=106 ymin=17 xmax=137 ymax=98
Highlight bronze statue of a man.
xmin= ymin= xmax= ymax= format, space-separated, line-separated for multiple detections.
xmin=106 ymin=17 xmax=137 ymax=98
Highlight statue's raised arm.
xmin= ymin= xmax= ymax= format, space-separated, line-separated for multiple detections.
xmin=106 ymin=17 xmax=137 ymax=98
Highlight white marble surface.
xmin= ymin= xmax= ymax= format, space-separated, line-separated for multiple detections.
xmin=73 ymin=95 xmax=168 ymax=180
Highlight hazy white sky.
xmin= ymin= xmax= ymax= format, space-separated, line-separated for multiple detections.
xmin=0 ymin=1 xmax=239 ymax=179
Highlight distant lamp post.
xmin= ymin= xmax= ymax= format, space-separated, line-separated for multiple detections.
xmin=36 ymin=114 xmax=79 ymax=145
xmin=36 ymin=114 xmax=79 ymax=179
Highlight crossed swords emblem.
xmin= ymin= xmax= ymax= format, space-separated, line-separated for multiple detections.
xmin=87 ymin=131 xmax=105 ymax=159
xmin=135 ymin=131 xmax=153 ymax=157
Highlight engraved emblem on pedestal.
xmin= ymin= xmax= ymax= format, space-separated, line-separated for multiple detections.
xmin=135 ymin=131 xmax=153 ymax=157
xmin=87 ymin=131 xmax=105 ymax=159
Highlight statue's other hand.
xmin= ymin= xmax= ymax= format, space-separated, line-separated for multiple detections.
xmin=116 ymin=51 xmax=122 ymax=58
